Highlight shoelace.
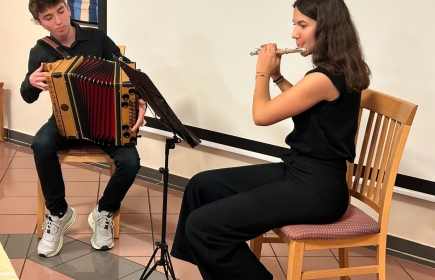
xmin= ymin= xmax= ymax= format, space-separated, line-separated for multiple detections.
xmin=95 ymin=214 xmax=114 ymax=235
xmin=41 ymin=215 xmax=60 ymax=235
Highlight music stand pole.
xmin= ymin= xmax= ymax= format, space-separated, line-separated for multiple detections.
xmin=140 ymin=136 xmax=180 ymax=280
xmin=113 ymin=56 xmax=201 ymax=279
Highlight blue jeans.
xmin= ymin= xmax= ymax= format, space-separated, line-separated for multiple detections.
xmin=32 ymin=117 xmax=141 ymax=216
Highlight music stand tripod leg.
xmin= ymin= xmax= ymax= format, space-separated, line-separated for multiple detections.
xmin=140 ymin=137 xmax=180 ymax=280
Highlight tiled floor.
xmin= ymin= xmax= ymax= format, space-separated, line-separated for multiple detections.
xmin=0 ymin=141 xmax=435 ymax=279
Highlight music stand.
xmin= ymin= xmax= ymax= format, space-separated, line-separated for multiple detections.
xmin=114 ymin=57 xmax=201 ymax=280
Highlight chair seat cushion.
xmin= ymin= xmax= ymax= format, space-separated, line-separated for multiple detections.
xmin=279 ymin=204 xmax=380 ymax=240
xmin=58 ymin=143 xmax=106 ymax=155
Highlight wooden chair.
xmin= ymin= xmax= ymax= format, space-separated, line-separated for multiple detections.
xmin=249 ymin=89 xmax=418 ymax=280
xmin=36 ymin=46 xmax=128 ymax=239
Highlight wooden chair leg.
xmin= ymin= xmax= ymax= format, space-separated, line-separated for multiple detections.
xmin=287 ymin=240 xmax=304 ymax=280
xmin=113 ymin=211 xmax=120 ymax=239
xmin=108 ymin=162 xmax=121 ymax=239
xmin=36 ymin=179 xmax=45 ymax=238
xmin=110 ymin=162 xmax=116 ymax=176
xmin=339 ymin=248 xmax=350 ymax=280
xmin=377 ymin=244 xmax=386 ymax=280
xmin=249 ymin=235 xmax=264 ymax=260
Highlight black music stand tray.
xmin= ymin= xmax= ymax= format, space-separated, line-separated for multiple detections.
xmin=115 ymin=57 xmax=201 ymax=280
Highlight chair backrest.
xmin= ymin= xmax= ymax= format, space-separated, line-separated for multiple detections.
xmin=118 ymin=45 xmax=126 ymax=56
xmin=346 ymin=89 xmax=417 ymax=229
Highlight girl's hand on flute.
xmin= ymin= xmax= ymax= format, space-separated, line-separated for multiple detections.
xmin=256 ymin=43 xmax=282 ymax=79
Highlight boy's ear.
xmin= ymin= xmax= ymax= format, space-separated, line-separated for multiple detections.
xmin=65 ymin=3 xmax=71 ymax=15
xmin=32 ymin=18 xmax=41 ymax=25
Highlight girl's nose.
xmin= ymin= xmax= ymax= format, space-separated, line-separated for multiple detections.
xmin=291 ymin=27 xmax=299 ymax=39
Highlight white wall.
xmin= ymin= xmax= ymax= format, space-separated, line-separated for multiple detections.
xmin=106 ymin=0 xmax=435 ymax=185
xmin=0 ymin=0 xmax=434 ymax=249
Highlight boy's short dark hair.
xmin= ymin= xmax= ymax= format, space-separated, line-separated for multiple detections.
xmin=29 ymin=0 xmax=66 ymax=20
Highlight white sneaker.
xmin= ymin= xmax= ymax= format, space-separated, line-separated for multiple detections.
xmin=38 ymin=206 xmax=77 ymax=257
xmin=88 ymin=206 xmax=114 ymax=250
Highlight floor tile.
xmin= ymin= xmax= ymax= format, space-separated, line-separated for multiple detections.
xmin=68 ymin=214 xmax=93 ymax=235
xmin=0 ymin=156 xmax=13 ymax=168
xmin=51 ymin=251 xmax=144 ymax=280
xmin=13 ymin=150 xmax=34 ymax=157
xmin=0 ymin=215 xmax=36 ymax=234
xmin=155 ymin=256 xmax=203 ymax=280
xmin=119 ymin=268 xmax=173 ymax=280
xmin=64 ymin=181 xmax=99 ymax=197
xmin=28 ymin=240 xmax=95 ymax=268
xmin=148 ymin=183 xmax=182 ymax=198
xmin=151 ymin=213 xmax=179 ymax=234
xmin=0 ymin=145 xmax=19 ymax=157
xmin=3 ymin=234 xmax=34 ymax=259
xmin=0 ymin=181 xmax=37 ymax=197
xmin=20 ymin=259 xmax=75 ymax=280
xmin=121 ymin=197 xmax=150 ymax=214
xmin=67 ymin=196 xmax=98 ymax=214
xmin=2 ymin=168 xmax=38 ymax=182
xmin=8 ymin=156 xmax=35 ymax=168
xmin=278 ymin=256 xmax=340 ymax=280
xmin=66 ymin=233 xmax=93 ymax=246
xmin=396 ymin=258 xmax=435 ymax=279
xmin=348 ymin=256 xmax=412 ymax=279
xmin=149 ymin=196 xmax=182 ymax=214
xmin=16 ymin=146 xmax=32 ymax=154
xmin=0 ymin=168 xmax=7 ymax=179
xmin=110 ymin=233 xmax=155 ymax=257
xmin=262 ymin=256 xmax=286 ymax=280
xmin=9 ymin=258 xmax=25 ymax=278
xmin=0 ymin=197 xmax=36 ymax=214
xmin=120 ymin=213 xmax=152 ymax=234
xmin=62 ymin=168 xmax=100 ymax=182
xmin=122 ymin=181 xmax=149 ymax=197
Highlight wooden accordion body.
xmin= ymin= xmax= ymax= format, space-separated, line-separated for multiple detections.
xmin=45 ymin=56 xmax=138 ymax=146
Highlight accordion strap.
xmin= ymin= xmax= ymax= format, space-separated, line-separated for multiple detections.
xmin=37 ymin=36 xmax=72 ymax=59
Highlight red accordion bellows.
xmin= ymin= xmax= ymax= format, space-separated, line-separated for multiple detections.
xmin=45 ymin=56 xmax=138 ymax=146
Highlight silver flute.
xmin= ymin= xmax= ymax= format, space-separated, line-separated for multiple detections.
xmin=250 ymin=47 xmax=306 ymax=56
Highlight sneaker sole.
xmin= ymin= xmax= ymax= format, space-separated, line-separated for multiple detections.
xmin=39 ymin=207 xmax=77 ymax=258
xmin=88 ymin=212 xmax=114 ymax=251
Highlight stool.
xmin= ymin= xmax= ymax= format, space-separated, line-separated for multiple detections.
xmin=36 ymin=143 xmax=121 ymax=239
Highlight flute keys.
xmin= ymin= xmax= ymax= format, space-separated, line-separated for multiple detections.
xmin=250 ymin=48 xmax=261 ymax=56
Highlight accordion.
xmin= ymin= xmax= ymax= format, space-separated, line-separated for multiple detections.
xmin=44 ymin=56 xmax=138 ymax=146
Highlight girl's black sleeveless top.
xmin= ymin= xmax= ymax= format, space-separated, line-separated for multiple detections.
xmin=283 ymin=67 xmax=361 ymax=163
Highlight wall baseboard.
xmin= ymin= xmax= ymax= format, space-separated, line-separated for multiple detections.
xmin=3 ymin=129 xmax=435 ymax=268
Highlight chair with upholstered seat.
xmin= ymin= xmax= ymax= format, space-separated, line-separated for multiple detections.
xmin=249 ymin=88 xmax=418 ymax=280
xmin=36 ymin=45 xmax=128 ymax=239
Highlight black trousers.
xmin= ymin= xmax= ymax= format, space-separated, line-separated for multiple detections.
xmin=32 ymin=117 xmax=141 ymax=216
xmin=170 ymin=152 xmax=349 ymax=280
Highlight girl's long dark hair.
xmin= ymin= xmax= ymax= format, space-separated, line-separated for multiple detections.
xmin=293 ymin=0 xmax=371 ymax=93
